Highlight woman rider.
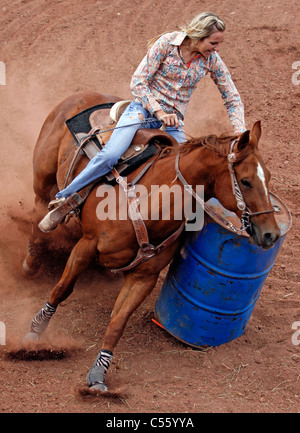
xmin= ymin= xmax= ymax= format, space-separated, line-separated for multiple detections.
xmin=39 ymin=11 xmax=246 ymax=232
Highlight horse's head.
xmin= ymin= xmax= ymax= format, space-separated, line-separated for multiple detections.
xmin=214 ymin=121 xmax=280 ymax=249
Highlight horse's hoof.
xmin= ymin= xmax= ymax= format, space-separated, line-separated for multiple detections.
xmin=86 ymin=365 xmax=108 ymax=392
xmin=23 ymin=332 xmax=41 ymax=344
xmin=90 ymin=382 xmax=108 ymax=392
xmin=22 ymin=254 xmax=40 ymax=276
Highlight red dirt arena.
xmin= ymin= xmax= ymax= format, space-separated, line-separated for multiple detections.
xmin=0 ymin=0 xmax=299 ymax=414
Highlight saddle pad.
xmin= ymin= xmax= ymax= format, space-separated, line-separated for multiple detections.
xmin=65 ymin=102 xmax=114 ymax=148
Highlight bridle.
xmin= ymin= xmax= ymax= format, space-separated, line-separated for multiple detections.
xmin=226 ymin=139 xmax=275 ymax=231
xmin=175 ymin=138 xmax=275 ymax=235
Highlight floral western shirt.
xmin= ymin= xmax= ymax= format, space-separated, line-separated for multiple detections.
xmin=131 ymin=31 xmax=246 ymax=134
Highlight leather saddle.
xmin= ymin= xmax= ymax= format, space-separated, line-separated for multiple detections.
xmin=69 ymin=100 xmax=178 ymax=182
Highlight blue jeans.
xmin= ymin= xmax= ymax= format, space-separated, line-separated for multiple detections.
xmin=56 ymin=100 xmax=186 ymax=198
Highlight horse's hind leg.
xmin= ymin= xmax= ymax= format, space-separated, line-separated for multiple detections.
xmin=22 ymin=170 xmax=59 ymax=276
xmin=24 ymin=236 xmax=97 ymax=342
xmin=23 ymin=120 xmax=61 ymax=276
xmin=23 ymin=196 xmax=55 ymax=276
xmin=87 ymin=272 xmax=159 ymax=391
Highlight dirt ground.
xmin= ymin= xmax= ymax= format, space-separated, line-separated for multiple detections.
xmin=0 ymin=0 xmax=299 ymax=414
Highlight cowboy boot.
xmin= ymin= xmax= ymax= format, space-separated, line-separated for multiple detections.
xmin=38 ymin=194 xmax=85 ymax=233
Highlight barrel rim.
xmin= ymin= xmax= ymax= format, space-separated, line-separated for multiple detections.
xmin=206 ymin=191 xmax=292 ymax=238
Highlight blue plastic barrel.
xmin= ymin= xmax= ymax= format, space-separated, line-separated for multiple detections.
xmin=155 ymin=192 xmax=291 ymax=347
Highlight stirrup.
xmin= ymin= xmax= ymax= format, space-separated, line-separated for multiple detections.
xmin=48 ymin=197 xmax=66 ymax=210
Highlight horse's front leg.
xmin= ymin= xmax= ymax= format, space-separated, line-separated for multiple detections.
xmin=87 ymin=272 xmax=159 ymax=392
xmin=23 ymin=236 xmax=97 ymax=342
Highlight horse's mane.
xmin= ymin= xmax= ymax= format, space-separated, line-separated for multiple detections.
xmin=179 ymin=134 xmax=236 ymax=155
xmin=156 ymin=133 xmax=237 ymax=159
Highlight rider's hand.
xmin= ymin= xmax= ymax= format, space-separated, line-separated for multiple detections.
xmin=155 ymin=109 xmax=179 ymax=129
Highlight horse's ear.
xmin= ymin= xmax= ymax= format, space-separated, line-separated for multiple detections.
xmin=250 ymin=121 xmax=261 ymax=146
xmin=237 ymin=130 xmax=250 ymax=150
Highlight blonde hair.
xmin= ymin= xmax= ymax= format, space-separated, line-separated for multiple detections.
xmin=148 ymin=12 xmax=225 ymax=47
xmin=181 ymin=12 xmax=226 ymax=40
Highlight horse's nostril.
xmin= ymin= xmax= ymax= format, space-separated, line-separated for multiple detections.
xmin=264 ymin=232 xmax=276 ymax=246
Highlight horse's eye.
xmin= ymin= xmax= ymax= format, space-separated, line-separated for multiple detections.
xmin=241 ymin=179 xmax=252 ymax=188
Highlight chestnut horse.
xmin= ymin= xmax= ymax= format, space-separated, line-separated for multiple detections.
xmin=23 ymin=92 xmax=280 ymax=392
